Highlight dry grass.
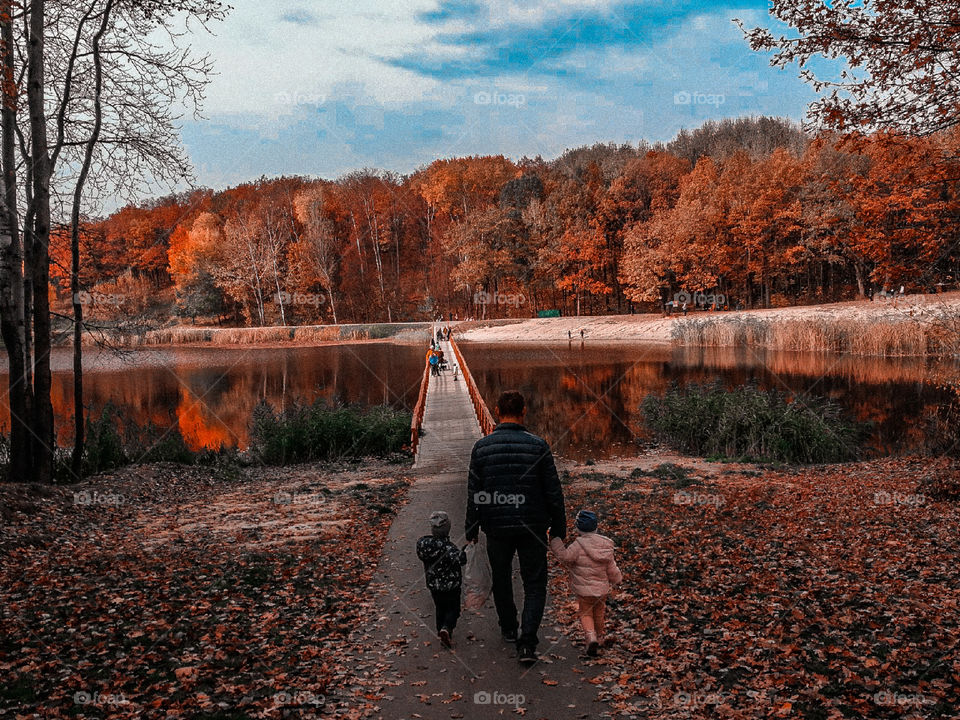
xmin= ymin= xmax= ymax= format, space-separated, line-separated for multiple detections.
xmin=672 ymin=304 xmax=960 ymax=357
xmin=96 ymin=322 xmax=434 ymax=347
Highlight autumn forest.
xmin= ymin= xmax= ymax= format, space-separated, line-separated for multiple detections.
xmin=57 ymin=117 xmax=960 ymax=329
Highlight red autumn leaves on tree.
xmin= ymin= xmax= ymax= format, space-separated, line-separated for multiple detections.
xmin=57 ymin=121 xmax=960 ymax=326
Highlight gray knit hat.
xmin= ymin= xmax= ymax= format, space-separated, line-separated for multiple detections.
xmin=429 ymin=510 xmax=451 ymax=537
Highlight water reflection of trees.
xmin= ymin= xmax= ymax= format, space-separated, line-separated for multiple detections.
xmin=1 ymin=341 xmax=950 ymax=458
xmin=463 ymin=343 xmax=954 ymax=459
xmin=1 ymin=344 xmax=424 ymax=450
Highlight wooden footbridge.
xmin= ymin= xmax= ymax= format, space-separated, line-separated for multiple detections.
xmin=375 ymin=330 xmax=605 ymax=718
xmin=410 ymin=332 xmax=495 ymax=472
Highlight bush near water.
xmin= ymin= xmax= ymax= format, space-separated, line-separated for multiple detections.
xmin=0 ymin=401 xmax=412 ymax=481
xmin=642 ymin=381 xmax=863 ymax=464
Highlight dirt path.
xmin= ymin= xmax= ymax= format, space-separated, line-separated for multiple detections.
xmin=366 ymin=469 xmax=609 ymax=719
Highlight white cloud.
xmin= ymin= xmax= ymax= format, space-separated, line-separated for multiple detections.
xmin=189 ymin=0 xmax=441 ymax=116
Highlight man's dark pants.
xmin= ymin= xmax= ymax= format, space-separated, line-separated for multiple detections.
xmin=430 ymin=588 xmax=461 ymax=632
xmin=485 ymin=530 xmax=548 ymax=650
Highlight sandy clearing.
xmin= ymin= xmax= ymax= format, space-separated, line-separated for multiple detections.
xmin=454 ymin=291 xmax=960 ymax=344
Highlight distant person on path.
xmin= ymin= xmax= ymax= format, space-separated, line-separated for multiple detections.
xmin=550 ymin=510 xmax=622 ymax=657
xmin=429 ymin=350 xmax=440 ymax=376
xmin=465 ymin=390 xmax=566 ymax=665
xmin=416 ymin=511 xmax=466 ymax=648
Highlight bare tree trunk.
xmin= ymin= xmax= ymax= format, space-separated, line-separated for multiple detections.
xmin=70 ymin=0 xmax=114 ymax=476
xmin=322 ymin=268 xmax=338 ymax=324
xmin=27 ymin=0 xmax=54 ymax=482
xmin=272 ymin=254 xmax=286 ymax=326
xmin=0 ymin=0 xmax=30 ymax=481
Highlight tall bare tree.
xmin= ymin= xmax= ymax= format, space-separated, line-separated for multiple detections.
xmin=0 ymin=0 xmax=227 ymax=482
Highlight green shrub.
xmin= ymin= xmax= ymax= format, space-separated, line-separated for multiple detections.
xmin=83 ymin=403 xmax=129 ymax=474
xmin=79 ymin=404 xmax=197 ymax=474
xmin=642 ymin=381 xmax=862 ymax=464
xmin=134 ymin=426 xmax=195 ymax=465
xmin=248 ymin=400 xmax=411 ymax=465
xmin=922 ymin=390 xmax=960 ymax=458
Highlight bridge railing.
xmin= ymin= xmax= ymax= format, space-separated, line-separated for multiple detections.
xmin=450 ymin=337 xmax=496 ymax=436
xmin=410 ymin=353 xmax=431 ymax=454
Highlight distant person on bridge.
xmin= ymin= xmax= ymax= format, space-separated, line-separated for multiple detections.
xmin=465 ymin=390 xmax=566 ymax=665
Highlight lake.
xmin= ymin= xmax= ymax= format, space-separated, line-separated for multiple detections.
xmin=460 ymin=342 xmax=956 ymax=460
xmin=0 ymin=341 xmax=953 ymax=459
xmin=0 ymin=343 xmax=426 ymax=451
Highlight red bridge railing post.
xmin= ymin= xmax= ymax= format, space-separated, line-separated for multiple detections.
xmin=450 ymin=337 xmax=495 ymax=435
xmin=410 ymin=352 xmax=431 ymax=455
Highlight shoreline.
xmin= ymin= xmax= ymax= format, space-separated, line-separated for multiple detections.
xmin=34 ymin=290 xmax=960 ymax=356
xmin=458 ymin=292 xmax=960 ymax=350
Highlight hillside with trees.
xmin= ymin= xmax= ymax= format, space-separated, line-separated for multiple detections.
xmin=57 ymin=117 xmax=960 ymax=329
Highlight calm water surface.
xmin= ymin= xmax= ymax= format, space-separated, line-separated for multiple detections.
xmin=459 ymin=342 xmax=956 ymax=460
xmin=0 ymin=343 xmax=426 ymax=450
xmin=0 ymin=341 xmax=953 ymax=458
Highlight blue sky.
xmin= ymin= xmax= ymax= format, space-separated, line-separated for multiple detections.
xmin=179 ymin=0 xmax=816 ymax=190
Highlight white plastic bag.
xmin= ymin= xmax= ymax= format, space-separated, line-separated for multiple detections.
xmin=462 ymin=542 xmax=492 ymax=610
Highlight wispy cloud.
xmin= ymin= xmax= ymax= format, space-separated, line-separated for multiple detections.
xmin=280 ymin=8 xmax=319 ymax=26
xmin=174 ymin=0 xmax=813 ymax=191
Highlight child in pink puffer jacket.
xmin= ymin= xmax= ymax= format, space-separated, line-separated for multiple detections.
xmin=549 ymin=510 xmax=622 ymax=656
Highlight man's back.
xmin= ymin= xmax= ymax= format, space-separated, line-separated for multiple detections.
xmin=465 ymin=422 xmax=565 ymax=540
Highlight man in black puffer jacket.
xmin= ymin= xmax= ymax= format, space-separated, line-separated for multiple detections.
xmin=465 ymin=390 xmax=566 ymax=664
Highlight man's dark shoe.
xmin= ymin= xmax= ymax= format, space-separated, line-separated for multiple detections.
xmin=586 ymin=640 xmax=599 ymax=657
xmin=501 ymin=628 xmax=518 ymax=642
xmin=517 ymin=645 xmax=537 ymax=665
xmin=439 ymin=628 xmax=452 ymax=648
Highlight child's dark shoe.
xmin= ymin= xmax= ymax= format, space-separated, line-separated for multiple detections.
xmin=517 ymin=645 xmax=537 ymax=665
